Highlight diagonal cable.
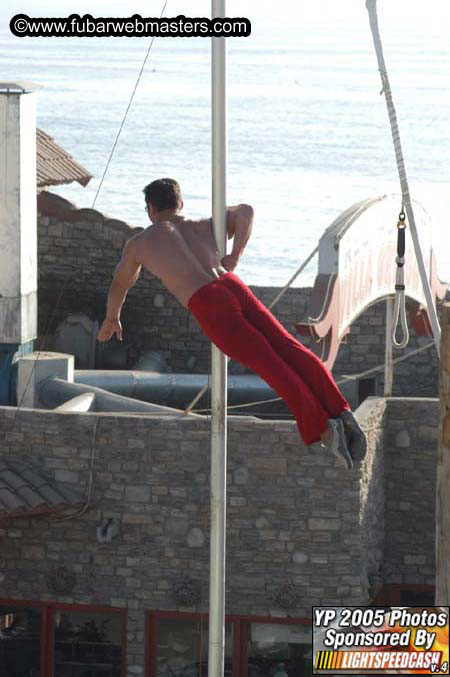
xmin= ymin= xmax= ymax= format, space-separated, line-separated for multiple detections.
xmin=14 ymin=1 xmax=168 ymax=418
xmin=91 ymin=0 xmax=168 ymax=209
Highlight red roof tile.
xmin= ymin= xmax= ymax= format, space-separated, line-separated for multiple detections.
xmin=0 ymin=459 xmax=83 ymax=518
xmin=37 ymin=128 xmax=93 ymax=189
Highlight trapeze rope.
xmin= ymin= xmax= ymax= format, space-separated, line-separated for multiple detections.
xmin=391 ymin=211 xmax=409 ymax=348
xmin=366 ymin=0 xmax=441 ymax=356
xmin=185 ymin=0 xmax=446 ymax=413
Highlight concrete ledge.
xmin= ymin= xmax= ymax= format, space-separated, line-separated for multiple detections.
xmin=17 ymin=351 xmax=74 ymax=408
xmin=355 ymin=395 xmax=387 ymax=430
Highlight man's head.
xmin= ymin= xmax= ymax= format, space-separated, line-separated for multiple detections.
xmin=143 ymin=178 xmax=183 ymax=222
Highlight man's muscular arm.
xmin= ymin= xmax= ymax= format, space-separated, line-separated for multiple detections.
xmin=97 ymin=239 xmax=142 ymax=342
xmin=222 ymin=203 xmax=254 ymax=271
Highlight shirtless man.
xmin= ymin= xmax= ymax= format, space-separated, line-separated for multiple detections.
xmin=98 ymin=178 xmax=366 ymax=469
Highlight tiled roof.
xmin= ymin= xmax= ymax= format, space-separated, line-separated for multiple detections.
xmin=0 ymin=459 xmax=83 ymax=518
xmin=37 ymin=128 xmax=93 ymax=189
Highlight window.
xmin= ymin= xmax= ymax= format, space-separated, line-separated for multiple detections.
xmin=0 ymin=604 xmax=42 ymax=677
xmin=147 ymin=612 xmax=312 ymax=677
xmin=52 ymin=608 xmax=123 ymax=677
xmin=0 ymin=600 xmax=125 ymax=677
xmin=245 ymin=622 xmax=312 ymax=677
xmin=150 ymin=612 xmax=236 ymax=676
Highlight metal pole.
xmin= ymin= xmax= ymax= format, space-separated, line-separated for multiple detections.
xmin=209 ymin=2 xmax=227 ymax=676
xmin=384 ymin=297 xmax=393 ymax=396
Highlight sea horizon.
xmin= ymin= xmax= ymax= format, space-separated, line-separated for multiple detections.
xmin=1 ymin=0 xmax=449 ymax=287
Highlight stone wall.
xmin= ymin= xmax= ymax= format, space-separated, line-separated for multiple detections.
xmin=0 ymin=396 xmax=397 ymax=675
xmin=382 ymin=398 xmax=438 ymax=587
xmin=0 ymin=398 xmax=440 ymax=672
xmin=37 ymin=191 xmax=440 ymax=407
xmin=356 ymin=397 xmax=387 ymax=599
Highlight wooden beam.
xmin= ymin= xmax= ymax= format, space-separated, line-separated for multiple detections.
xmin=436 ymin=302 xmax=450 ymax=604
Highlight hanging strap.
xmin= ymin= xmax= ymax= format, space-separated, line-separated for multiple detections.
xmin=366 ymin=0 xmax=441 ymax=356
xmin=391 ymin=211 xmax=409 ymax=348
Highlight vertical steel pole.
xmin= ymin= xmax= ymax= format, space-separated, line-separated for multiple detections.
xmin=384 ymin=297 xmax=393 ymax=396
xmin=209 ymin=2 xmax=227 ymax=677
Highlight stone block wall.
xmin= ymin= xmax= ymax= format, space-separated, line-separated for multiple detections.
xmin=0 ymin=396 xmax=396 ymax=675
xmin=0 ymin=397 xmax=440 ymax=674
xmin=355 ymin=397 xmax=387 ymax=599
xmin=382 ymin=398 xmax=438 ymax=587
xmin=37 ymin=191 xmax=440 ymax=404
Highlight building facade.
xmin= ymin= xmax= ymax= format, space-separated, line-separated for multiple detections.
xmin=0 ymin=397 xmax=437 ymax=676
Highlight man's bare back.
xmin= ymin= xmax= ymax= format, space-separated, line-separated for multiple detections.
xmin=96 ymin=179 xmax=365 ymax=462
xmin=132 ymin=216 xmax=227 ymax=308
xmin=97 ymin=187 xmax=253 ymax=344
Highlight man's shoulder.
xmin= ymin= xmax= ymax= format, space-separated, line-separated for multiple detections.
xmin=127 ymin=226 xmax=153 ymax=241
xmin=124 ymin=228 xmax=153 ymax=257
xmin=191 ymin=216 xmax=213 ymax=229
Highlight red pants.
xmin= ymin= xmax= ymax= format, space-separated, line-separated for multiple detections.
xmin=187 ymin=271 xmax=350 ymax=445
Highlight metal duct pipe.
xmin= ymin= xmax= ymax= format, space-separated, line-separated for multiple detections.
xmin=54 ymin=392 xmax=96 ymax=413
xmin=74 ymin=370 xmax=276 ymax=412
xmin=40 ymin=377 xmax=199 ymax=416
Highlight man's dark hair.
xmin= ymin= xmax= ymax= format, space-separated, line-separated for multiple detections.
xmin=143 ymin=178 xmax=182 ymax=212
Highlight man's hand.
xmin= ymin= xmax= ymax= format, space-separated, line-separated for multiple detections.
xmin=221 ymin=254 xmax=239 ymax=272
xmin=98 ymin=238 xmax=141 ymax=343
xmin=225 ymin=204 xmax=253 ymax=263
xmin=97 ymin=318 xmax=123 ymax=342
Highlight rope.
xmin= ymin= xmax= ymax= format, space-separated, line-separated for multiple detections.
xmin=183 ymin=245 xmax=321 ymax=414
xmin=365 ymin=0 xmax=441 ymax=356
xmin=14 ymin=267 xmax=76 ymax=417
xmin=183 ymin=383 xmax=208 ymax=416
xmin=391 ymin=276 xmax=409 ymax=349
xmin=336 ymin=340 xmax=433 ymax=383
xmin=190 ymin=340 xmax=435 ymax=414
xmin=182 ymin=194 xmax=410 ymax=416
xmin=14 ymin=2 xmax=167 ymax=416
xmin=51 ymin=417 xmax=99 ymax=522
xmin=91 ymin=0 xmax=168 ymax=209
xmin=267 ymin=198 xmax=389 ymax=314
xmin=391 ymin=211 xmax=409 ymax=349
xmin=268 ymin=245 xmax=318 ymax=310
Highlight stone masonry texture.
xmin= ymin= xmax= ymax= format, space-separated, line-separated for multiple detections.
xmin=382 ymin=398 xmax=438 ymax=587
xmin=36 ymin=191 xmax=441 ymax=409
xmin=0 ymin=397 xmax=439 ymax=676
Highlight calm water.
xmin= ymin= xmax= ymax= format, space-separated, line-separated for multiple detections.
xmin=1 ymin=0 xmax=449 ymax=286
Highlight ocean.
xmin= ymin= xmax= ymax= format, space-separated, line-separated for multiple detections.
xmin=1 ymin=0 xmax=449 ymax=287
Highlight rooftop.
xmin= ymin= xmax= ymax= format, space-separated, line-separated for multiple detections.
xmin=37 ymin=128 xmax=93 ymax=190
xmin=0 ymin=458 xmax=83 ymax=518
